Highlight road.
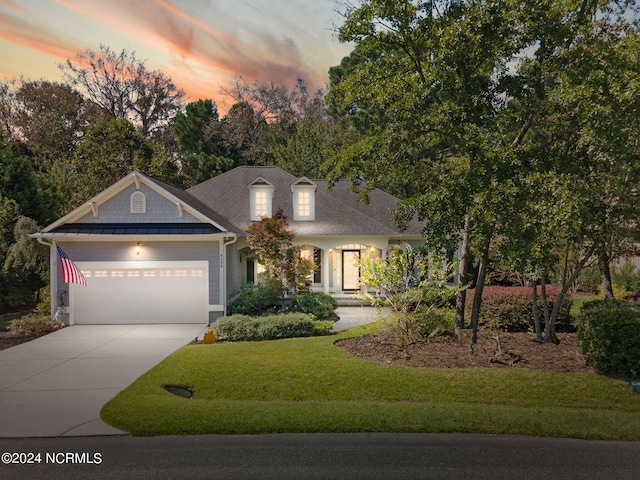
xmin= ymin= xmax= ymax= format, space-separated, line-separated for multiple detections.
xmin=1 ymin=433 xmax=638 ymax=480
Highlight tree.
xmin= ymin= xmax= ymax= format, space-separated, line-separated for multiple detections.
xmin=327 ymin=0 xmax=522 ymax=341
xmin=220 ymin=101 xmax=270 ymax=166
xmin=219 ymin=76 xmax=350 ymax=174
xmin=60 ymin=44 xmax=185 ymax=137
xmin=328 ymin=0 xmax=640 ymax=344
xmin=174 ymin=99 xmax=232 ymax=185
xmin=66 ymin=118 xmax=180 ymax=205
xmin=245 ymin=208 xmax=315 ymax=294
xmin=7 ymin=80 xmax=103 ymax=173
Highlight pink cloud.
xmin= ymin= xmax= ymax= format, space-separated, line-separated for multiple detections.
xmin=53 ymin=0 xmax=325 ymax=93
xmin=0 ymin=12 xmax=81 ymax=62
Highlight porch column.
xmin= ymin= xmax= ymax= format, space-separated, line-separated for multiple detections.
xmin=323 ymin=249 xmax=330 ymax=294
xmin=50 ymin=240 xmax=57 ymax=318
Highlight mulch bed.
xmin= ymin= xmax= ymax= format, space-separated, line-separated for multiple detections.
xmin=0 ymin=330 xmax=39 ymax=351
xmin=336 ymin=328 xmax=594 ymax=372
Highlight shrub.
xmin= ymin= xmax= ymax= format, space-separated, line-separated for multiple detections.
xmin=466 ymin=286 xmax=573 ymax=332
xmin=227 ymin=283 xmax=281 ymax=316
xmin=211 ymin=313 xmax=321 ymax=342
xmin=10 ymin=315 xmax=64 ymax=336
xmin=577 ymin=300 xmax=640 ymax=378
xmin=386 ymin=308 xmax=455 ymax=349
xmin=579 ymin=266 xmax=601 ymax=294
xmin=290 ymin=292 xmax=338 ymax=319
xmin=421 ymin=285 xmax=457 ymax=309
xmin=613 ymin=260 xmax=640 ymax=295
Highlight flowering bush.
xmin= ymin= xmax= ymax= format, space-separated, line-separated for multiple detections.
xmin=465 ymin=286 xmax=573 ymax=332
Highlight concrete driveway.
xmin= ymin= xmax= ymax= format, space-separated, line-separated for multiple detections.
xmin=0 ymin=324 xmax=205 ymax=438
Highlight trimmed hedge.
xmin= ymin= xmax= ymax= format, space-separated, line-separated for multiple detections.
xmin=289 ymin=292 xmax=338 ymax=319
xmin=578 ymin=300 xmax=640 ymax=379
xmin=466 ymin=286 xmax=573 ymax=332
xmin=211 ymin=313 xmax=331 ymax=342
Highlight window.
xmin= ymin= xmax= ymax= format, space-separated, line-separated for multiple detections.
xmin=291 ymin=178 xmax=316 ymax=221
xmin=255 ymin=191 xmax=267 ymax=218
xmin=298 ymin=191 xmax=310 ymax=217
xmin=130 ymin=191 xmax=146 ymax=214
xmin=249 ymin=177 xmax=275 ymax=220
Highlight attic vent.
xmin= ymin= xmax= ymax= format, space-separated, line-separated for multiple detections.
xmin=131 ymin=191 xmax=146 ymax=214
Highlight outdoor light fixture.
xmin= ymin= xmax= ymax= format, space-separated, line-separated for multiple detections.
xmin=135 ymin=242 xmax=142 ymax=255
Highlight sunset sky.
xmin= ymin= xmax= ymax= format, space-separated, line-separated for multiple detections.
xmin=0 ymin=0 xmax=354 ymax=112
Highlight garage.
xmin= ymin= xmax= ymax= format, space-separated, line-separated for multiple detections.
xmin=70 ymin=261 xmax=209 ymax=324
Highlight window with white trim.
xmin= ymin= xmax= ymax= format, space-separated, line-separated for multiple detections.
xmin=255 ymin=191 xmax=267 ymax=218
xmin=298 ymin=191 xmax=310 ymax=217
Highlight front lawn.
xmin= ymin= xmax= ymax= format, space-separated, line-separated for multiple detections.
xmin=101 ymin=322 xmax=640 ymax=439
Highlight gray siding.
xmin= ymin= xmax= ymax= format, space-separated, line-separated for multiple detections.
xmin=77 ymin=184 xmax=200 ymax=224
xmin=226 ymin=243 xmax=242 ymax=302
xmin=58 ymin=240 xmax=221 ymax=304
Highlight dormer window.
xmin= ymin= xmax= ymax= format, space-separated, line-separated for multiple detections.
xmin=249 ymin=177 xmax=275 ymax=221
xmin=255 ymin=191 xmax=268 ymax=218
xmin=292 ymin=177 xmax=317 ymax=221
xmin=131 ymin=191 xmax=146 ymax=214
xmin=298 ymin=191 xmax=310 ymax=217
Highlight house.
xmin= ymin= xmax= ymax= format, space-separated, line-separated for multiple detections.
xmin=32 ymin=166 xmax=426 ymax=325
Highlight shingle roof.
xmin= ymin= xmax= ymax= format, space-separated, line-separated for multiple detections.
xmin=188 ymin=166 xmax=423 ymax=237
xmin=138 ymin=172 xmax=244 ymax=234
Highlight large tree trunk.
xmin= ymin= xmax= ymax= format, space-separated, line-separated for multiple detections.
xmin=598 ymin=254 xmax=615 ymax=300
xmin=469 ymin=234 xmax=492 ymax=344
xmin=455 ymin=213 xmax=472 ymax=331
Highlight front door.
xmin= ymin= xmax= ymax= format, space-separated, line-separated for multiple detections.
xmin=342 ymin=250 xmax=361 ymax=291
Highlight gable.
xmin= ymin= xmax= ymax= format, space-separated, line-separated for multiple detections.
xmin=75 ymin=183 xmax=200 ymax=224
xmin=40 ymin=171 xmax=240 ymax=236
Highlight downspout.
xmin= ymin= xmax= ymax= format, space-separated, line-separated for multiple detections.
xmin=222 ymin=236 xmax=238 ymax=316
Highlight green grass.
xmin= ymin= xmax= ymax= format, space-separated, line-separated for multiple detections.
xmin=101 ymin=322 xmax=640 ymax=439
xmin=571 ymin=294 xmax=599 ymax=318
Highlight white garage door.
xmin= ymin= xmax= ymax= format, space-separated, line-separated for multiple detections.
xmin=71 ymin=261 xmax=209 ymax=324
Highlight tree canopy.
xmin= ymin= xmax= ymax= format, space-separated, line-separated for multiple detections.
xmin=327 ymin=0 xmax=640 ymax=342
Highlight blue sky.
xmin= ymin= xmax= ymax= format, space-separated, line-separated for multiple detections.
xmin=0 ymin=0 xmax=353 ymax=110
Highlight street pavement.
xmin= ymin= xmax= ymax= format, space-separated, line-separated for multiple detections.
xmin=1 ymin=433 xmax=639 ymax=480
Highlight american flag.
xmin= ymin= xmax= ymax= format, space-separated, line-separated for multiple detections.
xmin=57 ymin=245 xmax=87 ymax=286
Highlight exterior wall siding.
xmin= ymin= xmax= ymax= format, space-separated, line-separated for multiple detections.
xmin=76 ymin=184 xmax=200 ymax=224
xmin=226 ymin=243 xmax=242 ymax=303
